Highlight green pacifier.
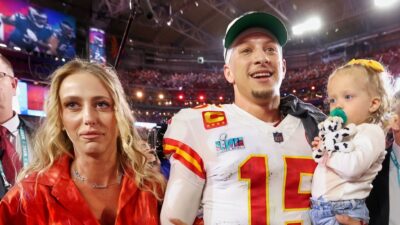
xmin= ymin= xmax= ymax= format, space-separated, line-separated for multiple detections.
xmin=329 ymin=108 xmax=347 ymax=124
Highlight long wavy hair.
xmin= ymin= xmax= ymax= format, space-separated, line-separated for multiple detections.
xmin=18 ymin=59 xmax=165 ymax=199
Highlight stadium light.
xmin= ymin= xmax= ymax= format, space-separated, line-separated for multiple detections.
xmin=375 ymin=0 xmax=398 ymax=8
xmin=166 ymin=20 xmax=172 ymax=26
xmin=292 ymin=16 xmax=322 ymax=36
xmin=13 ymin=46 xmax=22 ymax=51
xmin=136 ymin=91 xmax=143 ymax=98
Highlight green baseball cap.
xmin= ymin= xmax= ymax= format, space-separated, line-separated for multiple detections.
xmin=223 ymin=11 xmax=288 ymax=60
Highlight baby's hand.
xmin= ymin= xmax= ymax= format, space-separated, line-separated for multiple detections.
xmin=311 ymin=136 xmax=321 ymax=150
xmin=312 ymin=136 xmax=326 ymax=163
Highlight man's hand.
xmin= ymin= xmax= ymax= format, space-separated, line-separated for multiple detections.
xmin=336 ymin=215 xmax=366 ymax=225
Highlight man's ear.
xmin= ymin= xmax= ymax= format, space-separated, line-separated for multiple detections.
xmin=390 ymin=114 xmax=400 ymax=131
xmin=369 ymin=97 xmax=381 ymax=113
xmin=11 ymin=77 xmax=18 ymax=96
xmin=223 ymin=64 xmax=234 ymax=84
xmin=282 ymin=58 xmax=286 ymax=79
xmin=11 ymin=77 xmax=18 ymax=88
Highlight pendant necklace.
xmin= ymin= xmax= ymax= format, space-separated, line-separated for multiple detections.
xmin=71 ymin=168 xmax=123 ymax=189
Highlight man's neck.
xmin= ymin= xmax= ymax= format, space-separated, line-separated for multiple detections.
xmin=393 ymin=131 xmax=400 ymax=150
xmin=235 ymin=95 xmax=281 ymax=123
xmin=0 ymin=110 xmax=15 ymax=125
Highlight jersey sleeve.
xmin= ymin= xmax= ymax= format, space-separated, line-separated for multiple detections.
xmin=11 ymin=13 xmax=24 ymax=28
xmin=326 ymin=124 xmax=385 ymax=180
xmin=160 ymin=110 xmax=206 ymax=225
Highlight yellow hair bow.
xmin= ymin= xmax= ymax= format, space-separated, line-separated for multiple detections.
xmin=346 ymin=59 xmax=385 ymax=72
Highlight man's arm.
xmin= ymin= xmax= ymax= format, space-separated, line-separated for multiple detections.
xmin=0 ymin=13 xmax=17 ymax=25
xmin=160 ymin=161 xmax=204 ymax=225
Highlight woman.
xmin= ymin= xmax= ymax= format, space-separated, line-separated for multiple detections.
xmin=0 ymin=59 xmax=165 ymax=225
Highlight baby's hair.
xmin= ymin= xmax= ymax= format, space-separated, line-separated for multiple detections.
xmin=329 ymin=59 xmax=394 ymax=129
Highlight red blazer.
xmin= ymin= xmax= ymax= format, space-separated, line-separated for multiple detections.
xmin=0 ymin=155 xmax=160 ymax=225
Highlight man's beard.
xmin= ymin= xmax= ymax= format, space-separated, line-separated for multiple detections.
xmin=251 ymin=90 xmax=274 ymax=99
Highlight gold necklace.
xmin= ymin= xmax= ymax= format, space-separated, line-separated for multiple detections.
xmin=71 ymin=168 xmax=123 ymax=189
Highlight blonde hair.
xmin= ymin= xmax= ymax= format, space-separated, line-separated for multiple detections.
xmin=328 ymin=60 xmax=393 ymax=129
xmin=18 ymin=59 xmax=165 ymax=199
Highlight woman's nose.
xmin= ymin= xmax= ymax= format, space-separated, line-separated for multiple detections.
xmin=83 ymin=106 xmax=97 ymax=126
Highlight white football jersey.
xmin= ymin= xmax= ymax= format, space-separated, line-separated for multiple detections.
xmin=161 ymin=104 xmax=317 ymax=225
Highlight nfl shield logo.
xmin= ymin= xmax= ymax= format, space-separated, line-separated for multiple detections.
xmin=273 ymin=132 xmax=284 ymax=143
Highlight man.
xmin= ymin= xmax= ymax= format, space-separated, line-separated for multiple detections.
xmin=0 ymin=7 xmax=53 ymax=52
xmin=161 ymin=11 xmax=365 ymax=225
xmin=160 ymin=11 xmax=325 ymax=225
xmin=48 ymin=20 xmax=76 ymax=58
xmin=366 ymin=90 xmax=400 ymax=225
xmin=0 ymin=53 xmax=32 ymax=198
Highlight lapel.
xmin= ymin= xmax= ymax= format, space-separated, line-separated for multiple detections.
xmin=117 ymin=170 xmax=138 ymax=213
xmin=0 ymin=175 xmax=6 ymax=198
xmin=34 ymin=155 xmax=140 ymax=225
xmin=37 ymin=155 xmax=100 ymax=225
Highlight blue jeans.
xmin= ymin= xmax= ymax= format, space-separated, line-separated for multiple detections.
xmin=309 ymin=197 xmax=369 ymax=225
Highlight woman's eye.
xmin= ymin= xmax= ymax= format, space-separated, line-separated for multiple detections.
xmin=65 ymin=102 xmax=79 ymax=109
xmin=97 ymin=101 xmax=112 ymax=109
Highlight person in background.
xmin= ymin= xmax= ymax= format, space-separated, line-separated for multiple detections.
xmin=48 ymin=20 xmax=76 ymax=58
xmin=0 ymin=59 xmax=165 ymax=225
xmin=367 ymin=89 xmax=400 ymax=225
xmin=0 ymin=53 xmax=33 ymax=198
xmin=310 ymin=59 xmax=391 ymax=225
xmin=0 ymin=7 xmax=53 ymax=52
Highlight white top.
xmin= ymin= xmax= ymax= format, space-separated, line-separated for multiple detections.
xmin=161 ymin=104 xmax=316 ymax=225
xmin=312 ymin=123 xmax=386 ymax=201
xmin=389 ymin=142 xmax=400 ymax=225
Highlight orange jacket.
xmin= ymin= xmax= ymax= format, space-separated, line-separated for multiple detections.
xmin=0 ymin=155 xmax=160 ymax=225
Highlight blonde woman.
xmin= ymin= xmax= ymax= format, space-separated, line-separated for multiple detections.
xmin=0 ymin=59 xmax=165 ymax=225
